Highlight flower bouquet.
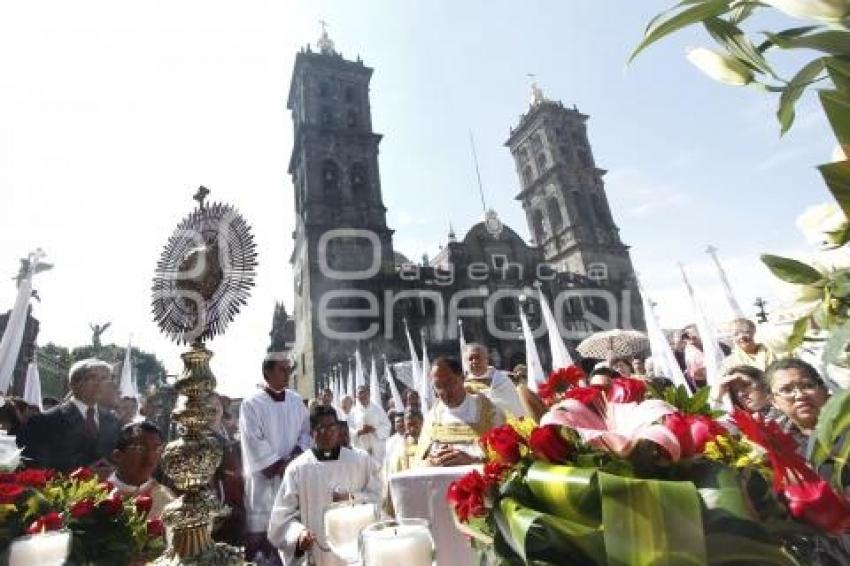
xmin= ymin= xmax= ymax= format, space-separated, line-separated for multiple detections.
xmin=0 ymin=467 xmax=165 ymax=564
xmin=447 ymin=366 xmax=850 ymax=565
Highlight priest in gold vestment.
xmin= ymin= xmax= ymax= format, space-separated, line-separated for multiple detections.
xmin=414 ymin=357 xmax=505 ymax=467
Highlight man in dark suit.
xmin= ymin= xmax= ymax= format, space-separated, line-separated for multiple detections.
xmin=18 ymin=358 xmax=121 ymax=473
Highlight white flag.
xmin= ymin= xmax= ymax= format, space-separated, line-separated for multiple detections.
xmin=369 ymin=356 xmax=381 ymax=408
xmin=383 ymin=356 xmax=404 ymax=413
xmin=403 ymin=320 xmax=421 ymax=393
xmin=119 ymin=340 xmax=139 ymax=399
xmin=538 ymin=288 xmax=574 ymax=371
xmin=458 ymin=320 xmax=470 ymax=375
xmin=23 ymin=362 xmax=43 ymax=411
xmin=419 ymin=333 xmax=432 ymax=412
xmin=354 ymin=348 xmax=366 ymax=390
xmin=520 ymin=307 xmax=546 ymax=393
xmin=0 ymin=266 xmax=36 ymax=393
xmin=638 ymin=279 xmax=690 ymax=393
xmin=679 ymin=263 xmax=724 ymax=394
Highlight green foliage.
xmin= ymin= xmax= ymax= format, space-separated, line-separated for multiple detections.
xmin=629 ymin=0 xmax=733 ymax=63
xmin=760 ymin=255 xmax=825 ymax=286
xmin=657 ymin=384 xmax=722 ymax=417
xmin=811 ymin=388 xmax=850 ymax=492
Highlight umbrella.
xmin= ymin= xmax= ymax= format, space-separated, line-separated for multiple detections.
xmin=577 ymin=329 xmax=650 ymax=359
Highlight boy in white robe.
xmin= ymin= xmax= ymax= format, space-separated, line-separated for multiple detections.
xmin=464 ymin=343 xmax=529 ymax=418
xmin=268 ymin=406 xmax=380 ymax=566
xmin=347 ymin=385 xmax=391 ymax=464
xmin=240 ymin=356 xmax=311 ymax=562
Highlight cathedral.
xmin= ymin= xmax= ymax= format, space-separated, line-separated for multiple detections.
xmin=283 ymin=30 xmax=644 ymax=397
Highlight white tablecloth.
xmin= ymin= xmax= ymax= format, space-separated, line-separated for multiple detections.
xmin=388 ymin=465 xmax=479 ymax=566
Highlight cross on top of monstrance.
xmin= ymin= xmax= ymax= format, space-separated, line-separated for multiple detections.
xmin=149 ymin=188 xmax=256 ymax=564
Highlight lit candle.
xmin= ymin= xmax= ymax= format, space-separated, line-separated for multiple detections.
xmin=362 ymin=521 xmax=434 ymax=566
xmin=9 ymin=530 xmax=71 ymax=566
xmin=323 ymin=502 xmax=377 ymax=561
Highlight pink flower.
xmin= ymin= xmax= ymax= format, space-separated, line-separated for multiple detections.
xmin=663 ymin=413 xmax=726 ymax=458
xmin=607 ymin=378 xmax=647 ymax=403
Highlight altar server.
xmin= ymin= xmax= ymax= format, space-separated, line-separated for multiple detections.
xmin=268 ymin=405 xmax=380 ymax=566
xmin=347 ymin=385 xmax=391 ymax=464
xmin=240 ymin=355 xmax=311 ymax=563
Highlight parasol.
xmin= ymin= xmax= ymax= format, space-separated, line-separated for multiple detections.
xmin=577 ymin=329 xmax=650 ymax=359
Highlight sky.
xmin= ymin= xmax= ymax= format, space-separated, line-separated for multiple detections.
xmin=0 ymin=1 xmax=835 ymax=397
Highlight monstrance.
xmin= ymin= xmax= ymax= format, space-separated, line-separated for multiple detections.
xmin=151 ymin=187 xmax=256 ymax=564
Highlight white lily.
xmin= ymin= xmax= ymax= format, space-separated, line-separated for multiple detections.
xmin=686 ymin=47 xmax=753 ymax=86
xmin=797 ymin=202 xmax=849 ymax=249
xmin=541 ymin=398 xmax=681 ymax=461
xmin=762 ymin=0 xmax=850 ymax=24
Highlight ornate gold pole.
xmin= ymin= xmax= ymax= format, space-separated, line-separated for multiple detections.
xmin=154 ymin=342 xmax=243 ymax=564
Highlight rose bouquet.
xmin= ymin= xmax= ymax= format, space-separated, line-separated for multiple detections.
xmin=447 ymin=366 xmax=850 ymax=565
xmin=0 ymin=466 xmax=165 ymax=564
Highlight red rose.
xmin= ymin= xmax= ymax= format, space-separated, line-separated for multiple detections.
xmin=0 ymin=472 xmax=17 ymax=483
xmin=482 ymin=462 xmax=510 ymax=486
xmin=98 ymin=493 xmax=124 ymax=516
xmin=664 ymin=413 xmax=726 ymax=458
xmin=563 ymin=386 xmax=603 ymax=405
xmin=447 ymin=470 xmax=488 ymax=523
xmin=607 ymin=378 xmax=647 ymax=403
xmin=16 ymin=469 xmax=52 ymax=488
xmin=539 ymin=366 xmax=587 ymax=406
xmin=70 ymin=498 xmax=95 ymax=519
xmin=135 ymin=494 xmax=153 ymax=516
xmin=786 ymin=479 xmax=850 ymax=534
xmin=69 ymin=467 xmax=94 ymax=482
xmin=480 ymin=424 xmax=524 ymax=464
xmin=528 ymin=425 xmax=573 ymax=464
xmin=0 ymin=483 xmax=25 ymax=504
xmin=26 ymin=511 xmax=63 ymax=534
xmin=147 ymin=518 xmax=165 ymax=537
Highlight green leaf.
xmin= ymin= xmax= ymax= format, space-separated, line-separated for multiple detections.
xmin=704 ymin=533 xmax=801 ymax=565
xmin=777 ymin=58 xmax=827 ymax=135
xmin=757 ymin=26 xmax=821 ymax=52
xmin=787 ymin=316 xmax=810 ymax=352
xmin=599 ymin=472 xmax=707 ymax=565
xmin=823 ymin=320 xmax=850 ymax=368
xmin=629 ymin=0 xmax=732 ymax=64
xmin=826 ymin=57 xmax=850 ymax=92
xmin=812 ymin=388 xmax=850 ymax=492
xmin=760 ymin=254 xmax=826 ymax=285
xmin=820 ymin=89 xmax=850 ymax=149
xmin=728 ymin=1 xmax=759 ymax=25
xmin=687 ymin=386 xmax=711 ymax=414
xmin=704 ymin=17 xmax=776 ymax=77
xmin=763 ymin=30 xmax=850 ymax=56
xmin=819 ymin=160 xmax=850 ymax=219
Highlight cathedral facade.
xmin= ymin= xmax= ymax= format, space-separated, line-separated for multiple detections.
xmin=284 ymin=32 xmax=643 ymax=397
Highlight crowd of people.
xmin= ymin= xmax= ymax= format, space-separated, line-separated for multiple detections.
xmin=3 ymin=318 xmax=845 ymax=564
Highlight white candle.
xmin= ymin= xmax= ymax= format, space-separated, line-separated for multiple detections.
xmin=363 ymin=524 xmax=434 ymax=566
xmin=323 ymin=502 xmax=377 ymax=560
xmin=9 ymin=530 xmax=71 ymax=566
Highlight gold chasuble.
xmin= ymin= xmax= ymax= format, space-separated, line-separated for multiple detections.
xmin=413 ymin=392 xmax=502 ymax=464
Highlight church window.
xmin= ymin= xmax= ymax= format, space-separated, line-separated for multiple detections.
xmin=320 ymin=106 xmax=334 ymax=127
xmin=531 ymin=133 xmax=543 ymax=152
xmin=532 ymin=209 xmax=546 ymax=243
xmin=536 ymin=151 xmax=547 ymax=170
xmin=345 ymin=85 xmax=356 ymax=102
xmin=588 ymin=263 xmax=609 ymax=282
xmin=350 ymin=163 xmax=368 ymax=199
xmin=523 ymin=165 xmax=534 ymax=187
xmin=322 ymin=159 xmax=340 ymax=195
xmin=547 ymin=197 xmax=563 ymax=232
xmin=346 ymin=109 xmax=358 ymax=128
xmin=319 ymin=81 xmax=330 ymax=98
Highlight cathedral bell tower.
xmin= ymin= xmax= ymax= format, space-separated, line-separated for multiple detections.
xmin=287 ymin=28 xmax=394 ymax=394
xmin=505 ymin=83 xmax=636 ymax=284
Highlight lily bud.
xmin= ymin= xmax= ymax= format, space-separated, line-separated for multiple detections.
xmin=762 ymin=0 xmax=850 ymax=24
xmin=797 ymin=202 xmax=850 ymax=249
xmin=686 ymin=47 xmax=753 ymax=86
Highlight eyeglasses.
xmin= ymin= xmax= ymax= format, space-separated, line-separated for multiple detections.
xmin=772 ymin=381 xmax=822 ymax=399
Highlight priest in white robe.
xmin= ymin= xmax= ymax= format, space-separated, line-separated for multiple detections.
xmin=268 ymin=406 xmax=381 ymax=566
xmin=347 ymin=385 xmax=391 ymax=464
xmin=463 ymin=343 xmax=529 ymax=418
xmin=240 ymin=356 xmax=311 ymax=561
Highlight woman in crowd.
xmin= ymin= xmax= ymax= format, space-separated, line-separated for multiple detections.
xmin=765 ymin=358 xmax=830 ymax=456
xmin=723 ymin=365 xmax=773 ymax=416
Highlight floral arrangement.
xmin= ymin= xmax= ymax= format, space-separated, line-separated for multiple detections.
xmin=447 ymin=366 xmax=850 ymax=565
xmin=0 ymin=467 xmax=165 ymax=564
